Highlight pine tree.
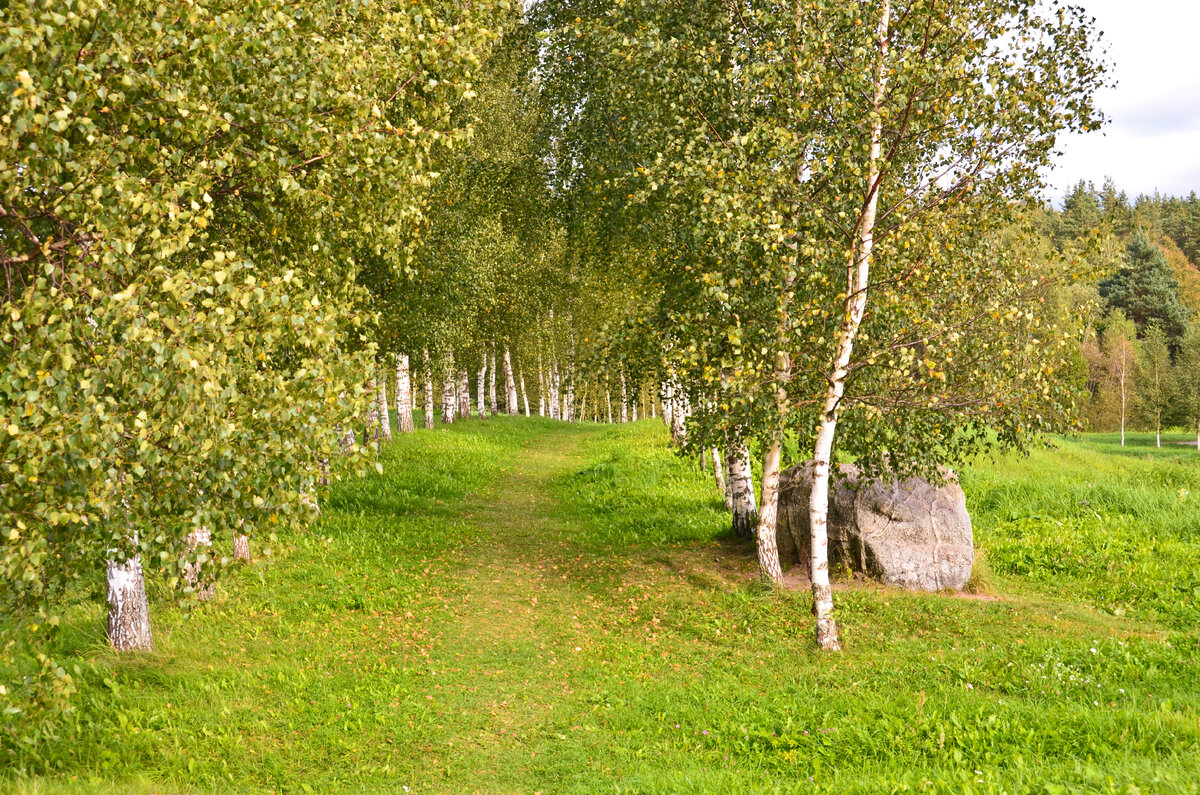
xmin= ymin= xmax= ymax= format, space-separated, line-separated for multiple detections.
xmin=1100 ymin=232 xmax=1191 ymax=345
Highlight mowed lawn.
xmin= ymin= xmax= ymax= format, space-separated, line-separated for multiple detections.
xmin=7 ymin=419 xmax=1199 ymax=793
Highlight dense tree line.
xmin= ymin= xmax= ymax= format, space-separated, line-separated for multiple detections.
xmin=1040 ymin=180 xmax=1200 ymax=444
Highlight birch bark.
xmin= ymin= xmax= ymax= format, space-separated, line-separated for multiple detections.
xmin=458 ymin=369 xmax=471 ymax=419
xmin=537 ymin=350 xmax=547 ymax=417
xmin=184 ymin=525 xmax=214 ymax=601
xmin=365 ymin=375 xmax=382 ymax=450
xmin=619 ymin=371 xmax=629 ymax=423
xmin=504 ymin=346 xmax=518 ymax=415
xmin=519 ymin=363 xmax=531 ymax=417
xmin=107 ymin=534 xmax=153 ymax=652
xmin=478 ymin=361 xmax=489 ymax=418
xmin=712 ymin=448 xmax=727 ymax=498
xmin=727 ymin=442 xmax=758 ymax=540
xmin=550 ymin=359 xmax=561 ymax=420
xmin=377 ymin=372 xmax=392 ymax=441
xmin=423 ymin=349 xmax=435 ymax=429
xmin=489 ymin=349 xmax=498 ymax=415
xmin=564 ymin=326 xmax=576 ymax=422
xmin=807 ymin=0 xmax=891 ymax=652
xmin=441 ymin=360 xmax=456 ymax=424
xmin=396 ymin=354 xmax=415 ymax=433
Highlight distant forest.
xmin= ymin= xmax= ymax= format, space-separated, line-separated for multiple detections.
xmin=1036 ymin=180 xmax=1200 ymax=443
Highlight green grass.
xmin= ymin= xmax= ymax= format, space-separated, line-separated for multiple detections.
xmin=5 ymin=420 xmax=1200 ymax=792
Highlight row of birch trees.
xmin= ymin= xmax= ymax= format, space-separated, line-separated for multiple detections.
xmin=534 ymin=0 xmax=1108 ymax=650
xmin=2 ymin=0 xmax=1110 ymax=748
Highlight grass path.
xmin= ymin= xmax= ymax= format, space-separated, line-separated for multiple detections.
xmin=8 ymin=419 xmax=1200 ymax=793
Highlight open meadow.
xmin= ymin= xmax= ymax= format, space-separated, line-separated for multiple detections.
xmin=7 ymin=418 xmax=1198 ymax=793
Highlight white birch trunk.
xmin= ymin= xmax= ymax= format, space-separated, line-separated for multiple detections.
xmin=478 ymin=362 xmax=489 ymax=418
xmin=184 ymin=525 xmax=214 ymax=600
xmin=550 ymin=359 xmax=561 ymax=420
xmin=632 ymin=390 xmax=638 ymax=422
xmin=396 ymin=354 xmax=414 ymax=433
xmin=377 ymin=372 xmax=392 ymax=442
xmin=712 ymin=448 xmax=727 ymax=498
xmin=806 ymin=0 xmax=890 ymax=653
xmin=234 ymin=517 xmax=250 ymax=562
xmin=489 ymin=349 xmax=498 ymax=415
xmin=728 ymin=442 xmax=757 ymax=539
xmin=537 ymin=351 xmax=547 ymax=417
xmin=234 ymin=533 xmax=250 ymax=562
xmin=441 ymin=359 xmax=456 ymax=425
xmin=365 ymin=375 xmax=382 ymax=450
xmin=423 ymin=349 xmax=435 ymax=430
xmin=503 ymin=346 xmax=518 ymax=415
xmin=606 ymin=389 xmax=613 ymax=424
xmin=566 ymin=328 xmax=576 ymax=422
xmin=519 ymin=363 xmax=531 ymax=417
xmin=757 ymin=440 xmax=786 ymax=584
xmin=107 ymin=534 xmax=153 ymax=652
xmin=458 ymin=369 xmax=471 ymax=419
xmin=619 ymin=371 xmax=629 ymax=423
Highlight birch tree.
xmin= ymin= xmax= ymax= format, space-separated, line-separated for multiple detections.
xmin=1103 ymin=312 xmax=1138 ymax=447
xmin=539 ymin=0 xmax=1106 ymax=648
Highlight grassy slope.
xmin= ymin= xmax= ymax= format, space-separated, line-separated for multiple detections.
xmin=8 ymin=420 xmax=1200 ymax=793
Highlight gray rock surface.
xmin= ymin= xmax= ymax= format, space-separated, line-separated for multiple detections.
xmin=776 ymin=462 xmax=974 ymax=592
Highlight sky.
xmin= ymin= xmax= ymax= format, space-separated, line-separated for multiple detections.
xmin=1047 ymin=0 xmax=1200 ymax=202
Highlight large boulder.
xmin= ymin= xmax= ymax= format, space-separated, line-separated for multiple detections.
xmin=775 ymin=462 xmax=974 ymax=592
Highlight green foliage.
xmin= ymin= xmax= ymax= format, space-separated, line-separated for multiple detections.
xmin=1 ymin=0 xmax=494 ymax=736
xmin=1100 ymin=232 xmax=1191 ymax=344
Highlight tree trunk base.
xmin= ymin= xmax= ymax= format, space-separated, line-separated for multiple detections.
xmin=234 ymin=534 xmax=250 ymax=562
xmin=107 ymin=555 xmax=153 ymax=652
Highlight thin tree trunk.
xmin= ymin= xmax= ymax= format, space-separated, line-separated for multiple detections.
xmin=606 ymin=389 xmax=613 ymax=424
xmin=537 ymin=350 xmax=546 ymax=417
xmin=234 ymin=518 xmax=250 ymax=562
xmin=478 ymin=361 xmax=489 ymax=418
xmin=184 ymin=525 xmax=214 ymax=600
xmin=377 ymin=371 xmax=392 ymax=441
xmin=423 ymin=349 xmax=435 ymax=430
xmin=503 ymin=346 xmax=518 ymax=416
xmin=722 ymin=446 xmax=735 ymax=511
xmin=757 ymin=439 xmax=786 ymax=584
xmin=728 ymin=441 xmax=758 ymax=539
xmin=396 ymin=354 xmax=415 ymax=433
xmin=807 ymin=0 xmax=890 ymax=653
xmin=619 ymin=371 xmax=629 ymax=423
xmin=712 ymin=448 xmax=727 ymax=498
xmin=566 ymin=323 xmax=576 ymax=422
xmin=365 ymin=375 xmax=382 ymax=450
xmin=441 ymin=358 xmax=456 ymax=425
xmin=550 ymin=359 xmax=561 ymax=420
xmin=458 ymin=369 xmax=471 ymax=419
xmin=489 ymin=348 xmax=498 ymax=415
xmin=519 ymin=362 xmax=531 ymax=417
xmin=107 ymin=534 xmax=153 ymax=652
